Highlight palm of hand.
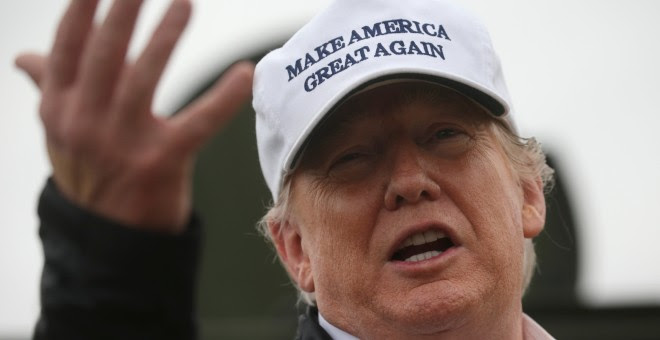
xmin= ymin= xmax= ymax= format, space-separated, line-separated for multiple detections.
xmin=16 ymin=0 xmax=254 ymax=232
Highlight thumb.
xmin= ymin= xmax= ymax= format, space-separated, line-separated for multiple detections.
xmin=172 ymin=61 xmax=255 ymax=151
xmin=15 ymin=53 xmax=47 ymax=89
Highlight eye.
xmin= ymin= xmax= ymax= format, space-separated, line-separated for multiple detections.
xmin=332 ymin=151 xmax=367 ymax=167
xmin=427 ymin=125 xmax=467 ymax=143
xmin=327 ymin=145 xmax=376 ymax=174
xmin=423 ymin=124 xmax=473 ymax=156
xmin=433 ymin=128 xmax=461 ymax=140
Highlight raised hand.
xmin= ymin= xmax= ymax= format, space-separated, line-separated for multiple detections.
xmin=16 ymin=0 xmax=254 ymax=232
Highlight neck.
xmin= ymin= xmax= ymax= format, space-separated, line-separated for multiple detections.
xmin=321 ymin=302 xmax=525 ymax=340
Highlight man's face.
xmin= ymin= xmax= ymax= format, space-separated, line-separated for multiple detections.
xmin=279 ymin=82 xmax=544 ymax=337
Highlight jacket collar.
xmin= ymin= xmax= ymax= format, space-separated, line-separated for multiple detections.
xmin=295 ymin=306 xmax=333 ymax=340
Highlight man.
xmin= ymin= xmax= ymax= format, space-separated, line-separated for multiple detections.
xmin=17 ymin=0 xmax=554 ymax=339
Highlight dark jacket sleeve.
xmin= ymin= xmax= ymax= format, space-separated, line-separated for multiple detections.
xmin=33 ymin=179 xmax=201 ymax=340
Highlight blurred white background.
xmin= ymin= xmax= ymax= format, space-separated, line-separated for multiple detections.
xmin=1 ymin=0 xmax=658 ymax=337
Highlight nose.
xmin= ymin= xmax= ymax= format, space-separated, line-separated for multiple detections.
xmin=383 ymin=144 xmax=441 ymax=210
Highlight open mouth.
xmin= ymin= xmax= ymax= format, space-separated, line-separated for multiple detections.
xmin=391 ymin=230 xmax=455 ymax=262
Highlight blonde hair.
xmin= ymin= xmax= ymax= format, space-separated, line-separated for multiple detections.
xmin=490 ymin=121 xmax=555 ymax=294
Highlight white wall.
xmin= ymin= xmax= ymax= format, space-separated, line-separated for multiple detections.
xmin=1 ymin=0 xmax=658 ymax=337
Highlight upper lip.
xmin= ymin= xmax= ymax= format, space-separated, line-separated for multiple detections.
xmin=386 ymin=221 xmax=460 ymax=261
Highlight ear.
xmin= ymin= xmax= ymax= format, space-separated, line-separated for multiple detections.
xmin=521 ymin=176 xmax=546 ymax=239
xmin=268 ymin=219 xmax=315 ymax=293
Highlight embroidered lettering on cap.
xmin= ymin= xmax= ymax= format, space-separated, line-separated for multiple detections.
xmin=286 ymin=36 xmax=347 ymax=81
xmin=285 ymin=18 xmax=452 ymax=93
xmin=373 ymin=40 xmax=445 ymax=58
xmin=348 ymin=19 xmax=451 ymax=45
xmin=303 ymin=37 xmax=446 ymax=92
xmin=304 ymin=46 xmax=370 ymax=92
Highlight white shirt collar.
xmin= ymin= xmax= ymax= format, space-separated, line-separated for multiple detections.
xmin=523 ymin=314 xmax=556 ymax=340
xmin=318 ymin=312 xmax=360 ymax=340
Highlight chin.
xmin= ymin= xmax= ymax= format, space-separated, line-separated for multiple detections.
xmin=373 ymin=281 xmax=478 ymax=336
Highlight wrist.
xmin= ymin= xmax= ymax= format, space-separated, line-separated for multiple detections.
xmin=51 ymin=175 xmax=192 ymax=234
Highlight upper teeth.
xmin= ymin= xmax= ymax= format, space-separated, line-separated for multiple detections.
xmin=399 ymin=230 xmax=446 ymax=250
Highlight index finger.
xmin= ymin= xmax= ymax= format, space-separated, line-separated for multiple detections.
xmin=47 ymin=0 xmax=100 ymax=89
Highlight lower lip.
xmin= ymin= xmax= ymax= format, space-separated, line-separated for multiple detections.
xmin=388 ymin=246 xmax=462 ymax=273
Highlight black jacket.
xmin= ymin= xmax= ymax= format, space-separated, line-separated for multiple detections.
xmin=34 ymin=179 xmax=331 ymax=340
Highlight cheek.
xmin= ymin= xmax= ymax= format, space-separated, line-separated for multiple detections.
xmin=316 ymin=190 xmax=381 ymax=264
xmin=292 ymin=174 xmax=387 ymax=302
xmin=440 ymin=150 xmax=527 ymax=297
xmin=293 ymin=174 xmax=383 ymax=265
xmin=448 ymin=147 xmax=525 ymax=254
xmin=297 ymin=174 xmax=383 ymax=240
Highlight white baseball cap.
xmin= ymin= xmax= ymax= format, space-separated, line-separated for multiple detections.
xmin=253 ymin=0 xmax=515 ymax=202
